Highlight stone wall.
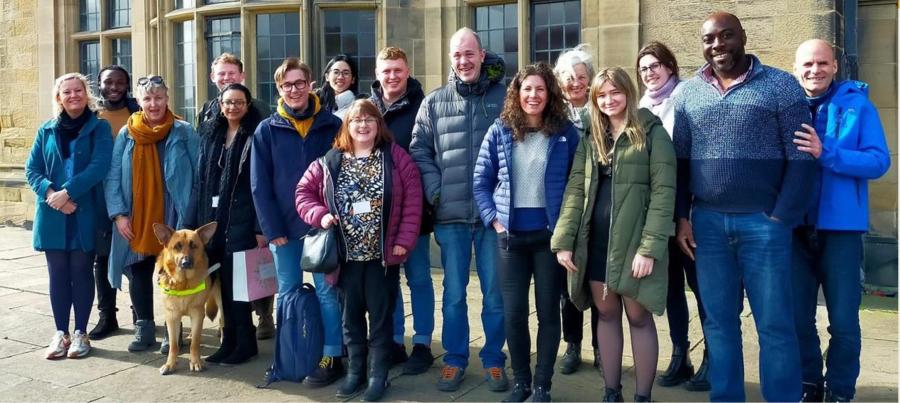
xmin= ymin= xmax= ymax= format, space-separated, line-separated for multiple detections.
xmin=640 ymin=0 xmax=841 ymax=73
xmin=858 ymin=0 xmax=898 ymax=238
xmin=0 ymin=0 xmax=40 ymax=226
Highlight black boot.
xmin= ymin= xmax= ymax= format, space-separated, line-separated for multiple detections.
xmin=558 ymin=342 xmax=581 ymax=374
xmin=657 ymin=345 xmax=694 ymax=387
xmin=88 ymin=311 xmax=119 ymax=340
xmin=221 ymin=301 xmax=258 ymax=365
xmin=336 ymin=345 xmax=367 ymax=398
xmin=634 ymin=393 xmax=652 ymax=402
xmin=801 ymin=382 xmax=825 ymax=402
xmin=205 ymin=325 xmax=236 ymax=364
xmin=362 ymin=348 xmax=390 ymax=401
xmin=684 ymin=349 xmax=710 ymax=392
xmin=502 ymin=382 xmax=532 ymax=402
xmin=303 ymin=355 xmax=345 ymax=387
xmin=602 ymin=385 xmax=624 ymax=402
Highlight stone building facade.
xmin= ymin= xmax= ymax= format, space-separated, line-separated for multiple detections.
xmin=0 ymin=0 xmax=896 ymax=263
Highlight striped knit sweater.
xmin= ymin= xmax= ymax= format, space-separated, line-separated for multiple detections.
xmin=673 ymin=55 xmax=817 ymax=227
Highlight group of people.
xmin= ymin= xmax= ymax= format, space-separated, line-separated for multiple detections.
xmin=24 ymin=10 xmax=889 ymax=403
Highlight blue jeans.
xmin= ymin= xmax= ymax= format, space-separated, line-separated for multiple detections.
xmin=692 ymin=207 xmax=801 ymax=402
xmin=393 ymin=234 xmax=435 ymax=345
xmin=270 ymin=239 xmax=344 ymax=357
xmin=433 ymin=223 xmax=506 ymax=369
xmin=791 ymin=228 xmax=863 ymax=399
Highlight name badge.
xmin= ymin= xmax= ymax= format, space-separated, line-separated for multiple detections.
xmin=352 ymin=200 xmax=372 ymax=215
xmin=212 ymin=196 xmax=219 ymax=208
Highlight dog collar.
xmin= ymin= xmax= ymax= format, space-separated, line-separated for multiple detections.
xmin=158 ymin=280 xmax=207 ymax=296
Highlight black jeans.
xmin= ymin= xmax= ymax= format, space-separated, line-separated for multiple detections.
xmin=126 ymin=257 xmax=156 ymax=320
xmin=93 ymin=254 xmax=118 ymax=316
xmin=665 ymin=237 xmax=706 ymax=349
xmin=339 ymin=259 xmax=400 ymax=378
xmin=497 ymin=229 xmax=563 ymax=388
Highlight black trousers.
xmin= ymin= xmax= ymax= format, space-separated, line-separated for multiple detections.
xmin=217 ymin=252 xmax=255 ymax=344
xmin=93 ymin=254 xmax=118 ymax=316
xmin=497 ymin=229 xmax=563 ymax=388
xmin=126 ymin=257 xmax=156 ymax=320
xmin=665 ymin=236 xmax=706 ymax=349
xmin=339 ymin=259 xmax=400 ymax=377
xmin=561 ymin=291 xmax=599 ymax=348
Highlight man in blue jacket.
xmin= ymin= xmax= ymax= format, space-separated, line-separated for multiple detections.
xmin=790 ymin=39 xmax=891 ymax=402
xmin=410 ymin=28 xmax=508 ymax=393
xmin=250 ymin=58 xmax=345 ymax=386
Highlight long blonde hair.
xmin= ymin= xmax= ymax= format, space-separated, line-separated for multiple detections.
xmin=52 ymin=73 xmax=99 ymax=116
xmin=588 ymin=67 xmax=644 ymax=165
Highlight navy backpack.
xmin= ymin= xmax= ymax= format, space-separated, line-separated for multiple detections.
xmin=259 ymin=283 xmax=324 ymax=387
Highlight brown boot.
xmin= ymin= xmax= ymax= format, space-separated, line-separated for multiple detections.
xmin=253 ymin=296 xmax=275 ymax=340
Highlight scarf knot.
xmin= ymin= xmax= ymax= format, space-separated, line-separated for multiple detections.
xmin=277 ymin=93 xmax=321 ymax=138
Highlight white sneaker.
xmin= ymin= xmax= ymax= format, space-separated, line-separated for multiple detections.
xmin=67 ymin=330 xmax=91 ymax=358
xmin=45 ymin=330 xmax=70 ymax=360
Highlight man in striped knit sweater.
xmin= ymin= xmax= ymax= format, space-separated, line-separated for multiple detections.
xmin=672 ymin=12 xmax=817 ymax=402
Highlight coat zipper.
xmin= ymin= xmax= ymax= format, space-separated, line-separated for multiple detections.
xmin=324 ymin=159 xmax=351 ymax=260
xmin=603 ymin=136 xmax=619 ymax=300
xmin=222 ymin=139 xmax=250 ymax=246
xmin=380 ymin=151 xmax=387 ymax=273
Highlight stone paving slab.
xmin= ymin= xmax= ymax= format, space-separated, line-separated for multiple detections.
xmin=0 ymin=225 xmax=897 ymax=401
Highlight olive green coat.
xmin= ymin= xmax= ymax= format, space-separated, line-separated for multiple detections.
xmin=550 ymin=108 xmax=676 ymax=315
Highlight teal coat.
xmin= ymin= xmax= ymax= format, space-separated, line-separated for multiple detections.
xmin=551 ymin=109 xmax=675 ymax=315
xmin=104 ymin=120 xmax=198 ymax=288
xmin=26 ymin=113 xmax=113 ymax=252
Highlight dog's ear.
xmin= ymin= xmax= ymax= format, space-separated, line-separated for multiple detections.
xmin=195 ymin=221 xmax=218 ymax=245
xmin=153 ymin=223 xmax=175 ymax=245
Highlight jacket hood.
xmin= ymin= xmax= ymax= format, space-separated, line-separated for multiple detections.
xmin=831 ymin=80 xmax=869 ymax=100
xmin=449 ymin=50 xmax=506 ymax=96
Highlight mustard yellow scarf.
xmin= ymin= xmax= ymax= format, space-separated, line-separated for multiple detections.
xmin=277 ymin=93 xmax=322 ymax=138
xmin=126 ymin=110 xmax=177 ymax=255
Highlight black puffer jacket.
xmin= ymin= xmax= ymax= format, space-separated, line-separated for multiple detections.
xmin=409 ymin=52 xmax=506 ymax=224
xmin=371 ymin=76 xmax=434 ymax=234
xmin=196 ymin=113 xmax=262 ymax=259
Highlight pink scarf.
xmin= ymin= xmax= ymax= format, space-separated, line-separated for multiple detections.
xmin=642 ymin=77 xmax=680 ymax=107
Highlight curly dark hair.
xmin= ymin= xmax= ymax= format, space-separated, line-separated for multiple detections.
xmin=500 ymin=62 xmax=569 ymax=142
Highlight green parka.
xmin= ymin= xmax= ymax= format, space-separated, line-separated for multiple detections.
xmin=550 ymin=108 xmax=676 ymax=315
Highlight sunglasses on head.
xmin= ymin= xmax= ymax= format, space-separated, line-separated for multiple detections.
xmin=137 ymin=75 xmax=165 ymax=86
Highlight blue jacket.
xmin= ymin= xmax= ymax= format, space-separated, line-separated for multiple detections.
xmin=251 ymin=109 xmax=341 ymax=242
xmin=26 ymin=113 xmax=113 ymax=252
xmin=473 ymin=119 xmax=579 ymax=232
xmin=104 ymin=120 xmax=198 ymax=288
xmin=812 ymin=80 xmax=891 ymax=231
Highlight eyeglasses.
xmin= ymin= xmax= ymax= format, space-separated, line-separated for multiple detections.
xmin=221 ymin=99 xmax=247 ymax=107
xmin=137 ymin=75 xmax=165 ymax=87
xmin=330 ymin=69 xmax=353 ymax=78
xmin=279 ymin=80 xmax=308 ymax=92
xmin=349 ymin=117 xmax=377 ymax=126
xmin=638 ymin=62 xmax=663 ymax=76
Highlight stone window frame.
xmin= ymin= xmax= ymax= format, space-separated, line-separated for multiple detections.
xmin=318 ymin=7 xmax=379 ymax=93
xmin=530 ymin=0 xmax=581 ymax=65
xmin=473 ymin=2 xmax=519 ymax=84
xmin=71 ymin=0 xmax=134 ymax=94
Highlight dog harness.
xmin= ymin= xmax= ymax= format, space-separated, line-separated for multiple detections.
xmin=158 ymin=280 xmax=207 ymax=296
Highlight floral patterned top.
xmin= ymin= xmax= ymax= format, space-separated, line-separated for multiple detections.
xmin=335 ymin=150 xmax=384 ymax=261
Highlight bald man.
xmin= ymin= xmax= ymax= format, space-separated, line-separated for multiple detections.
xmin=409 ymin=27 xmax=509 ymax=393
xmin=672 ymin=12 xmax=816 ymax=401
xmin=790 ymin=39 xmax=891 ymax=402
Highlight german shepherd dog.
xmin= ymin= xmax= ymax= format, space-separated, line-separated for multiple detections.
xmin=153 ymin=222 xmax=220 ymax=375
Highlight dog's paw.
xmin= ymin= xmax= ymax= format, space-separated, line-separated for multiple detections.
xmin=159 ymin=363 xmax=176 ymax=375
xmin=189 ymin=360 xmax=205 ymax=372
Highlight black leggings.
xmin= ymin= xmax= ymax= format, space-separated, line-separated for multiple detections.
xmin=497 ymin=230 xmax=563 ymax=388
xmin=45 ymin=250 xmax=96 ymax=333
